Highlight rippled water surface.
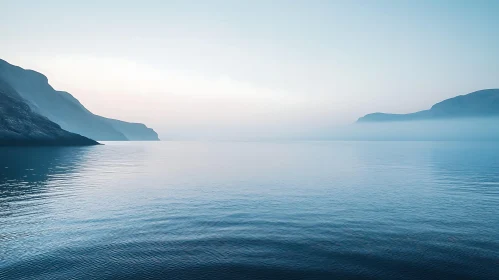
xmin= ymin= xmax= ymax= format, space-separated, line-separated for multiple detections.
xmin=1 ymin=141 xmax=498 ymax=280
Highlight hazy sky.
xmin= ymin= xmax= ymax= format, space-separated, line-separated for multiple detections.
xmin=1 ymin=0 xmax=498 ymax=139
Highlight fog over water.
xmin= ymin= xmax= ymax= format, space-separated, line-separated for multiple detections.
xmin=326 ymin=118 xmax=499 ymax=141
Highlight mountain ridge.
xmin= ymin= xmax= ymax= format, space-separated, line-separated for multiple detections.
xmin=0 ymin=77 xmax=98 ymax=146
xmin=0 ymin=59 xmax=159 ymax=141
xmin=357 ymin=89 xmax=499 ymax=123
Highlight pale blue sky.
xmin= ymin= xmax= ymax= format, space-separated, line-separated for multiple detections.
xmin=1 ymin=0 xmax=498 ymax=139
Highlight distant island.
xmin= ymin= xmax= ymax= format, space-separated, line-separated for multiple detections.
xmin=325 ymin=89 xmax=499 ymax=141
xmin=0 ymin=59 xmax=159 ymax=143
xmin=357 ymin=89 xmax=499 ymax=122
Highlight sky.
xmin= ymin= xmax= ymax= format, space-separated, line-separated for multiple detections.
xmin=1 ymin=0 xmax=498 ymax=139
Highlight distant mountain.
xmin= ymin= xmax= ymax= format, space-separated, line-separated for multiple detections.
xmin=0 ymin=59 xmax=159 ymax=141
xmin=321 ymin=89 xmax=499 ymax=141
xmin=357 ymin=89 xmax=499 ymax=122
xmin=0 ymin=77 xmax=97 ymax=146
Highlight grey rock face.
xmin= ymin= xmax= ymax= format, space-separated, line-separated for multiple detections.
xmin=0 ymin=78 xmax=98 ymax=146
xmin=0 ymin=59 xmax=159 ymax=141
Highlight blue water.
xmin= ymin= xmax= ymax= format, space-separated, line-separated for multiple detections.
xmin=1 ymin=141 xmax=498 ymax=280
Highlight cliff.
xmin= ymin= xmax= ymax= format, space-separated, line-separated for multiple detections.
xmin=0 ymin=59 xmax=159 ymax=141
xmin=0 ymin=78 xmax=98 ymax=146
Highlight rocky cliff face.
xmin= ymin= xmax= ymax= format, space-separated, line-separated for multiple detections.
xmin=357 ymin=89 xmax=499 ymax=123
xmin=0 ymin=59 xmax=159 ymax=141
xmin=0 ymin=78 xmax=98 ymax=146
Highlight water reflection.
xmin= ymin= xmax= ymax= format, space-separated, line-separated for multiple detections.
xmin=0 ymin=147 xmax=93 ymax=214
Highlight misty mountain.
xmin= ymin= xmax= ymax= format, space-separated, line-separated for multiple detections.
xmin=0 ymin=59 xmax=159 ymax=141
xmin=323 ymin=89 xmax=499 ymax=141
xmin=357 ymin=89 xmax=499 ymax=122
xmin=0 ymin=77 xmax=97 ymax=146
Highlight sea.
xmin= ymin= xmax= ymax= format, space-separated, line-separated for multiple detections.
xmin=1 ymin=141 xmax=498 ymax=280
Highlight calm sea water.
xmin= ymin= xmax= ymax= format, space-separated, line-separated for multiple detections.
xmin=1 ymin=141 xmax=498 ymax=280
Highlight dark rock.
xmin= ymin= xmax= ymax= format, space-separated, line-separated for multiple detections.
xmin=0 ymin=78 xmax=98 ymax=146
xmin=0 ymin=59 xmax=160 ymax=141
